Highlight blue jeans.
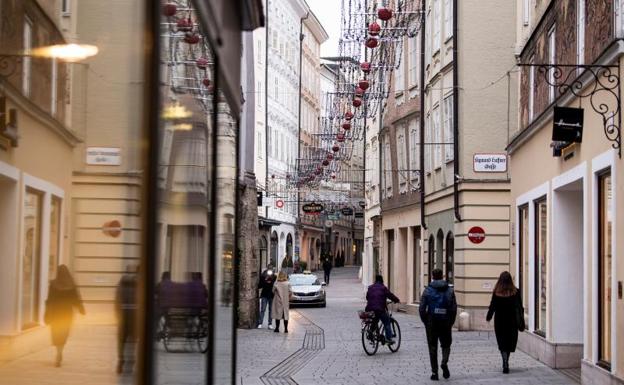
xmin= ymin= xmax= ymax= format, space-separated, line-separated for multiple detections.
xmin=258 ymin=296 xmax=272 ymax=326
xmin=376 ymin=311 xmax=393 ymax=340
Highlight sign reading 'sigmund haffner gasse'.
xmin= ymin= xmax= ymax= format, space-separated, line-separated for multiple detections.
xmin=473 ymin=153 xmax=507 ymax=172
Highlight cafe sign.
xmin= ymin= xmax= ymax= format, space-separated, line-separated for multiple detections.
xmin=473 ymin=153 xmax=507 ymax=173
xmin=552 ymin=106 xmax=583 ymax=143
xmin=302 ymin=202 xmax=324 ymax=214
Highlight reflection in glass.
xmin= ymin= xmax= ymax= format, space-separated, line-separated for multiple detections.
xmin=599 ymin=173 xmax=612 ymax=365
xmin=49 ymin=197 xmax=62 ymax=280
xmin=519 ymin=205 xmax=529 ymax=320
xmin=22 ymin=189 xmax=43 ymax=329
xmin=534 ymin=199 xmax=547 ymax=336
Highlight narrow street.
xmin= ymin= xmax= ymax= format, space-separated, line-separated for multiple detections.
xmin=238 ymin=267 xmax=576 ymax=385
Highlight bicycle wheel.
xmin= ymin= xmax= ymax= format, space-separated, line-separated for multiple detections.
xmin=387 ymin=318 xmax=401 ymax=353
xmin=361 ymin=322 xmax=379 ymax=356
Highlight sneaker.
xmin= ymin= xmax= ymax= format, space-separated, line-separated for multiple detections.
xmin=268 ymin=325 xmax=274 ymax=330
xmin=386 ymin=338 xmax=395 ymax=345
xmin=257 ymin=324 xmax=263 ymax=329
xmin=430 ymin=373 xmax=439 ymax=381
xmin=441 ymin=364 xmax=450 ymax=379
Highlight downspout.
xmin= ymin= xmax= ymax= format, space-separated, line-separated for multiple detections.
xmin=297 ymin=13 xmax=309 ymax=227
xmin=419 ymin=0 xmax=427 ymax=230
xmin=452 ymin=0 xmax=462 ymax=222
xmin=264 ymin=0 xmax=270 ymax=220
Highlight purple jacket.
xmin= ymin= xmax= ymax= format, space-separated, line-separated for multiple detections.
xmin=365 ymin=282 xmax=400 ymax=312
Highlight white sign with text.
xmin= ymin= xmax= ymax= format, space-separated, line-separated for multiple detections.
xmin=86 ymin=147 xmax=121 ymax=166
xmin=473 ymin=153 xmax=507 ymax=173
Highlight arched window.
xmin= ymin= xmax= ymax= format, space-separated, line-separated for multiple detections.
xmin=436 ymin=229 xmax=444 ymax=272
xmin=428 ymin=235 xmax=435 ymax=281
xmin=445 ymin=232 xmax=454 ymax=284
xmin=259 ymin=236 xmax=268 ymax=269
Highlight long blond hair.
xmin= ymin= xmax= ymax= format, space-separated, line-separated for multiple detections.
xmin=277 ymin=271 xmax=288 ymax=282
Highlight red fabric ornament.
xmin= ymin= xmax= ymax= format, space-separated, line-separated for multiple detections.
xmin=162 ymin=3 xmax=177 ymax=17
xmin=365 ymin=37 xmax=379 ymax=49
xmin=368 ymin=22 xmax=381 ymax=36
xmin=184 ymin=33 xmax=200 ymax=44
xmin=196 ymin=58 xmax=209 ymax=69
xmin=332 ymin=145 xmax=340 ymax=152
xmin=202 ymin=78 xmax=211 ymax=87
xmin=353 ymin=98 xmax=362 ymax=107
xmin=177 ymin=18 xmax=193 ymax=32
xmin=355 ymin=87 xmax=365 ymax=97
xmin=360 ymin=62 xmax=372 ymax=74
xmin=378 ymin=7 xmax=393 ymax=21
xmin=359 ymin=79 xmax=370 ymax=90
xmin=344 ymin=111 xmax=354 ymax=120
xmin=342 ymin=122 xmax=351 ymax=130
xmin=322 ymin=160 xmax=330 ymax=166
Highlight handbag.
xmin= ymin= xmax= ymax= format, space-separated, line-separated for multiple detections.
xmin=515 ymin=295 xmax=526 ymax=332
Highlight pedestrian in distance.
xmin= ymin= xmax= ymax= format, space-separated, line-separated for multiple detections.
xmin=44 ymin=265 xmax=86 ymax=367
xmin=419 ymin=268 xmax=457 ymax=381
xmin=486 ymin=271 xmax=526 ymax=374
xmin=365 ymin=275 xmax=400 ymax=344
xmin=115 ymin=265 xmax=138 ymax=374
xmin=272 ymin=271 xmax=291 ymax=333
xmin=257 ymin=264 xmax=276 ymax=329
xmin=322 ymin=258 xmax=332 ymax=285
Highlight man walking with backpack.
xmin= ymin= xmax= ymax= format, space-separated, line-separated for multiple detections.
xmin=419 ymin=268 xmax=457 ymax=381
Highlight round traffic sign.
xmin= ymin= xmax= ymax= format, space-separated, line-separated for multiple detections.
xmin=467 ymin=226 xmax=486 ymax=244
xmin=276 ymin=199 xmax=284 ymax=208
xmin=324 ymin=220 xmax=334 ymax=228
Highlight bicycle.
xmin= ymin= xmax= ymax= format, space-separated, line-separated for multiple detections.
xmin=358 ymin=304 xmax=401 ymax=356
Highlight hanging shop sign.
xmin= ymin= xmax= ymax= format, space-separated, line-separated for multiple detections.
xmin=328 ymin=213 xmax=339 ymax=221
xmin=358 ymin=201 xmax=366 ymax=209
xmin=341 ymin=207 xmax=354 ymax=216
xmin=256 ymin=191 xmax=263 ymax=206
xmin=552 ymin=106 xmax=584 ymax=143
xmin=302 ymin=202 xmax=324 ymax=214
xmin=86 ymin=147 xmax=122 ymax=166
xmin=355 ymin=212 xmax=364 ymax=219
xmin=467 ymin=226 xmax=486 ymax=244
xmin=275 ymin=199 xmax=284 ymax=209
xmin=473 ymin=153 xmax=507 ymax=173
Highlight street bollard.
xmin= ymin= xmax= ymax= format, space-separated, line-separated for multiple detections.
xmin=458 ymin=311 xmax=470 ymax=331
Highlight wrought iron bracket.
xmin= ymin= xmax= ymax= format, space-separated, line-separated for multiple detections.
xmin=519 ymin=63 xmax=621 ymax=158
xmin=0 ymin=54 xmax=23 ymax=78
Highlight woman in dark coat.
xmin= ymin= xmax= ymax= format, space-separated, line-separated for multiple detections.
xmin=486 ymin=271 xmax=525 ymax=374
xmin=44 ymin=265 xmax=85 ymax=367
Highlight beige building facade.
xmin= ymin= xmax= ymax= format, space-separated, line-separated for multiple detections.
xmin=508 ymin=1 xmax=624 ymax=383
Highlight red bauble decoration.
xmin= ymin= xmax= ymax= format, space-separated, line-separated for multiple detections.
xmin=365 ymin=37 xmax=379 ymax=49
xmin=202 ymin=78 xmax=211 ymax=87
xmin=177 ymin=18 xmax=193 ymax=32
xmin=162 ymin=3 xmax=177 ymax=16
xmin=360 ymin=62 xmax=372 ymax=74
xmin=331 ymin=173 xmax=336 ymax=179
xmin=184 ymin=33 xmax=200 ymax=44
xmin=359 ymin=79 xmax=370 ymax=90
xmin=271 ymin=174 xmax=276 ymax=179
xmin=377 ymin=7 xmax=393 ymax=21
xmin=342 ymin=122 xmax=351 ymax=130
xmin=315 ymin=168 xmax=322 ymax=175
xmin=355 ymin=87 xmax=365 ymax=97
xmin=344 ymin=111 xmax=354 ymax=121
xmin=332 ymin=145 xmax=340 ymax=152
xmin=326 ymin=153 xmax=334 ymax=161
xmin=322 ymin=159 xmax=330 ymax=166
xmin=337 ymin=133 xmax=346 ymax=142
xmin=196 ymin=57 xmax=209 ymax=69
xmin=368 ymin=22 xmax=381 ymax=36
xmin=353 ymin=98 xmax=362 ymax=107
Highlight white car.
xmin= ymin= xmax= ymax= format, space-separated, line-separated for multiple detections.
xmin=289 ymin=273 xmax=326 ymax=307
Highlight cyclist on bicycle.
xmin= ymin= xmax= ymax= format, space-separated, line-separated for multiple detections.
xmin=365 ymin=275 xmax=400 ymax=344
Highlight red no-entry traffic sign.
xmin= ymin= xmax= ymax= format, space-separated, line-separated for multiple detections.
xmin=468 ymin=226 xmax=486 ymax=244
xmin=275 ymin=199 xmax=284 ymax=208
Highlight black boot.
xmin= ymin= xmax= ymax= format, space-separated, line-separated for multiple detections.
xmin=441 ymin=347 xmax=451 ymax=379
xmin=501 ymin=351 xmax=509 ymax=374
xmin=284 ymin=320 xmax=289 ymax=333
xmin=428 ymin=344 xmax=439 ymax=380
xmin=274 ymin=320 xmax=280 ymax=333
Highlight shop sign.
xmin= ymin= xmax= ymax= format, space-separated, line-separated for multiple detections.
xmin=355 ymin=212 xmax=364 ymax=218
xmin=552 ymin=106 xmax=583 ymax=143
xmin=275 ymin=199 xmax=284 ymax=208
xmin=256 ymin=191 xmax=263 ymax=206
xmin=473 ymin=154 xmax=507 ymax=172
xmin=341 ymin=207 xmax=354 ymax=216
xmin=87 ymin=147 xmax=121 ymax=166
xmin=328 ymin=214 xmax=339 ymax=221
xmin=358 ymin=201 xmax=366 ymax=209
xmin=467 ymin=226 xmax=486 ymax=244
xmin=302 ymin=202 xmax=324 ymax=214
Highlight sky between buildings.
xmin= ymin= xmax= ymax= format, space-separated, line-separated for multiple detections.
xmin=308 ymin=0 xmax=340 ymax=57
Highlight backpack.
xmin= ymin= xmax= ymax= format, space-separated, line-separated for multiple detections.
xmin=428 ymin=287 xmax=450 ymax=321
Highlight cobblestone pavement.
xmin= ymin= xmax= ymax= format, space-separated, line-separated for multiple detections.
xmin=237 ymin=267 xmax=576 ymax=385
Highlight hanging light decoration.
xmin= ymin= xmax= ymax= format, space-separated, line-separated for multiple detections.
xmin=337 ymin=133 xmax=346 ymax=142
xmin=342 ymin=122 xmax=351 ymax=130
xmin=332 ymin=144 xmax=340 ymax=152
xmin=184 ymin=33 xmax=200 ymax=44
xmin=368 ymin=22 xmax=381 ymax=36
xmin=162 ymin=3 xmax=177 ymax=16
xmin=326 ymin=153 xmax=334 ymax=161
xmin=377 ymin=7 xmax=393 ymax=21
xmin=322 ymin=159 xmax=330 ymax=166
xmin=353 ymin=98 xmax=362 ymax=107
xmin=360 ymin=62 xmax=371 ymax=74
xmin=359 ymin=79 xmax=370 ymax=90
xmin=196 ymin=57 xmax=209 ymax=69
xmin=355 ymin=87 xmax=365 ymax=97
xmin=177 ymin=18 xmax=194 ymax=32
xmin=344 ymin=111 xmax=354 ymax=121
xmin=365 ymin=37 xmax=379 ymax=49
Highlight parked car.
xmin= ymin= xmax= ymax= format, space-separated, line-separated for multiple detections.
xmin=288 ymin=273 xmax=326 ymax=307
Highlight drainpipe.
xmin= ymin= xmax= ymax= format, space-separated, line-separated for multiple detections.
xmin=297 ymin=13 xmax=309 ymax=228
xmin=265 ymin=0 xmax=270 ymax=220
xmin=452 ymin=0 xmax=462 ymax=222
xmin=419 ymin=0 xmax=427 ymax=230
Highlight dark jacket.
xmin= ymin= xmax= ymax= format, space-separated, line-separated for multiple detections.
xmin=258 ymin=269 xmax=276 ymax=298
xmin=419 ymin=280 xmax=457 ymax=325
xmin=44 ymin=285 xmax=85 ymax=346
xmin=365 ymin=282 xmax=400 ymax=313
xmin=322 ymin=260 xmax=332 ymax=273
xmin=486 ymin=291 xmax=524 ymax=352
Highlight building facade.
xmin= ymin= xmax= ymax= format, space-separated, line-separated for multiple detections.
xmin=508 ymin=0 xmax=624 ymax=383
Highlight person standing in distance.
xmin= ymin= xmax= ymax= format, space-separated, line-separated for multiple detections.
xmin=486 ymin=271 xmax=525 ymax=374
xmin=257 ymin=264 xmax=276 ymax=329
xmin=419 ymin=268 xmax=457 ymax=381
xmin=322 ymin=258 xmax=332 ymax=285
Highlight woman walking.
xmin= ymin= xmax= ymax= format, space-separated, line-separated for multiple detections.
xmin=486 ymin=271 xmax=525 ymax=374
xmin=272 ymin=271 xmax=291 ymax=333
xmin=44 ymin=265 xmax=86 ymax=367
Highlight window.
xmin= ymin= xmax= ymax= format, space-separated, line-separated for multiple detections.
xmin=371 ymin=138 xmax=379 ymax=192
xmin=425 ymin=114 xmax=432 ymax=172
xmin=257 ymin=39 xmax=263 ymax=64
xmin=408 ymin=34 xmax=419 ymax=89
xmin=257 ymin=81 xmax=262 ymax=107
xmin=523 ymin=0 xmax=530 ymax=26
xmin=62 ymin=0 xmax=71 ymax=14
xmin=408 ymin=120 xmax=420 ymax=190
xmin=51 ymin=59 xmax=58 ymax=116
xmin=257 ymin=132 xmax=262 ymax=159
xmin=443 ymin=96 xmax=453 ymax=162
xmin=598 ymin=172 xmax=612 ymax=366
xmin=444 ymin=0 xmax=452 ymax=39
xmin=519 ymin=205 xmax=529 ymax=320
xmin=49 ymin=197 xmax=62 ymax=280
xmin=577 ymin=0 xmax=585 ymax=65
xmin=445 ymin=232 xmax=454 ymax=284
xmin=384 ymin=135 xmax=392 ymax=197
xmin=394 ymin=47 xmax=404 ymax=95
xmin=396 ymin=128 xmax=407 ymax=193
xmin=23 ymin=16 xmax=33 ymax=97
xmin=529 ymin=55 xmax=535 ymax=121
xmin=548 ymin=25 xmax=556 ymax=103
xmin=534 ymin=198 xmax=547 ymax=336
xmin=432 ymin=0 xmax=441 ymax=52
xmin=22 ymin=188 xmax=43 ymax=329
xmin=432 ymin=106 xmax=441 ymax=168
